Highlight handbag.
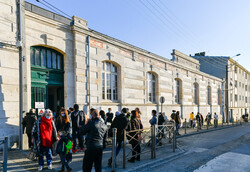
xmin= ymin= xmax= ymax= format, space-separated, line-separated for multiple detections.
xmin=27 ymin=148 xmax=37 ymax=161
xmin=52 ymin=141 xmax=58 ymax=156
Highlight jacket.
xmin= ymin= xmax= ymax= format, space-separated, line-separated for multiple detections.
xmin=158 ymin=115 xmax=165 ymax=125
xmin=127 ymin=117 xmax=143 ymax=144
xmin=106 ymin=112 xmax=114 ymax=123
xmin=71 ymin=110 xmax=84 ymax=130
xmin=110 ymin=113 xmax=129 ymax=142
xmin=22 ymin=113 xmax=37 ymax=134
xmin=32 ymin=117 xmax=57 ymax=155
xmin=149 ymin=116 xmax=157 ymax=126
xmin=80 ymin=117 xmax=108 ymax=149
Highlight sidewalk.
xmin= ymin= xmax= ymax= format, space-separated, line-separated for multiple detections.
xmin=178 ymin=121 xmax=242 ymax=138
xmin=1 ymin=122 xmax=243 ymax=172
xmin=1 ymin=142 xmax=182 ymax=171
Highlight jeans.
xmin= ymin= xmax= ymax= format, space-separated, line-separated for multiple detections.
xmin=59 ymin=153 xmax=71 ymax=170
xmin=72 ymin=129 xmax=84 ymax=149
xmin=175 ymin=123 xmax=180 ymax=135
xmin=38 ymin=146 xmax=52 ymax=166
xmin=82 ymin=148 xmax=103 ymax=172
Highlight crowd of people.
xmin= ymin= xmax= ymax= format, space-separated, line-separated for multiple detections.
xmin=22 ymin=105 xmax=238 ymax=171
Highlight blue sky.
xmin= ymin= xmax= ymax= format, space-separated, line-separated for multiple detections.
xmin=26 ymin=0 xmax=250 ymax=70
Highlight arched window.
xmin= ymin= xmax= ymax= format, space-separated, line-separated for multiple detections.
xmin=102 ymin=61 xmax=118 ymax=101
xmin=194 ymin=82 xmax=199 ymax=105
xmin=30 ymin=46 xmax=63 ymax=70
xmin=218 ymin=88 xmax=222 ymax=105
xmin=147 ymin=72 xmax=156 ymax=103
xmin=207 ymin=86 xmax=212 ymax=105
xmin=175 ymin=78 xmax=182 ymax=104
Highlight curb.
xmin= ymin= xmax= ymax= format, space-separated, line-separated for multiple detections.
xmin=177 ymin=124 xmax=242 ymax=138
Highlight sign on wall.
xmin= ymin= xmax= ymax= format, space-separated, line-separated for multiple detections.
xmin=35 ymin=102 xmax=44 ymax=109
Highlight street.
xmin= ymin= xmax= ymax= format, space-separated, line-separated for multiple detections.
xmin=150 ymin=123 xmax=250 ymax=172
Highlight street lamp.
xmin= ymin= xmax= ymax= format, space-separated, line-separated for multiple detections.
xmin=225 ymin=53 xmax=241 ymax=124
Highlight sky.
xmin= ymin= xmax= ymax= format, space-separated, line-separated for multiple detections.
xmin=26 ymin=0 xmax=250 ymax=71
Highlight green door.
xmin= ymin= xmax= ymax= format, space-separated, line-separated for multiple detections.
xmin=30 ymin=46 xmax=64 ymax=111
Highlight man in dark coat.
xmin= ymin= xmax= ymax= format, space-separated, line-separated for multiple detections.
xmin=80 ymin=109 xmax=107 ymax=172
xmin=71 ymin=104 xmax=84 ymax=153
xmin=106 ymin=108 xmax=114 ymax=124
xmin=22 ymin=109 xmax=37 ymax=148
xmin=108 ymin=108 xmax=129 ymax=167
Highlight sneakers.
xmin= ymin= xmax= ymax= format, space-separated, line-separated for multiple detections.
xmin=38 ymin=166 xmax=43 ymax=171
xmin=67 ymin=167 xmax=72 ymax=172
xmin=72 ymin=149 xmax=77 ymax=154
xmin=48 ymin=164 xmax=52 ymax=170
xmin=80 ymin=148 xmax=85 ymax=152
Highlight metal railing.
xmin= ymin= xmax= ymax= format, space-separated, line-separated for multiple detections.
xmin=110 ymin=122 xmax=176 ymax=171
xmin=0 ymin=137 xmax=8 ymax=172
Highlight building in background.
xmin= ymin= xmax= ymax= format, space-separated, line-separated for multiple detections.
xmin=0 ymin=1 xmax=223 ymax=148
xmin=193 ymin=53 xmax=250 ymax=122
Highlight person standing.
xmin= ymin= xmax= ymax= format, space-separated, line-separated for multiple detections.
xmin=214 ymin=113 xmax=218 ymax=128
xmin=127 ymin=110 xmax=143 ymax=162
xmin=196 ymin=113 xmax=202 ymax=129
xmin=190 ymin=112 xmax=194 ymax=128
xmin=56 ymin=108 xmax=72 ymax=172
xmin=32 ymin=109 xmax=57 ymax=171
xmin=71 ymin=104 xmax=84 ymax=153
xmin=108 ymin=108 xmax=129 ymax=167
xmin=81 ymin=109 xmax=108 ymax=172
xmin=149 ymin=110 xmax=157 ymax=126
xmin=174 ymin=111 xmax=181 ymax=135
xmin=157 ymin=112 xmax=165 ymax=145
xmin=106 ymin=108 xmax=114 ymax=124
xmin=22 ymin=109 xmax=37 ymax=149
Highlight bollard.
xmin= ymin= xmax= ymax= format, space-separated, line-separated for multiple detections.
xmin=111 ymin=128 xmax=117 ymax=172
xmin=3 ymin=137 xmax=8 ymax=172
xmin=173 ymin=122 xmax=176 ymax=152
xmin=185 ymin=118 xmax=187 ymax=134
xmin=123 ymin=130 xmax=126 ymax=169
xmin=240 ymin=118 xmax=242 ymax=125
xmin=151 ymin=125 xmax=156 ymax=159
xmin=222 ymin=119 xmax=223 ymax=127
xmin=168 ymin=130 xmax=171 ymax=143
xmin=207 ymin=121 xmax=209 ymax=130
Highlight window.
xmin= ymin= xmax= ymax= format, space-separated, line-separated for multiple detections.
xmin=194 ymin=83 xmax=199 ymax=105
xmin=235 ymin=95 xmax=238 ymax=101
xmin=102 ymin=61 xmax=118 ymax=101
xmin=218 ymin=88 xmax=221 ymax=105
xmin=230 ymin=93 xmax=233 ymax=102
xmin=246 ymin=97 xmax=248 ymax=103
xmin=30 ymin=46 xmax=63 ymax=70
xmin=235 ymin=81 xmax=237 ymax=88
xmin=246 ymin=85 xmax=248 ymax=91
xmin=235 ymin=66 xmax=237 ymax=73
xmin=175 ymin=78 xmax=182 ymax=104
xmin=239 ymin=82 xmax=241 ymax=87
xmin=148 ymin=72 xmax=156 ymax=103
xmin=245 ymin=73 xmax=248 ymax=79
xmin=207 ymin=86 xmax=212 ymax=105
xmin=239 ymin=95 xmax=241 ymax=101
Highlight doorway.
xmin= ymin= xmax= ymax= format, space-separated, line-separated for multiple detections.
xmin=48 ymin=86 xmax=64 ymax=114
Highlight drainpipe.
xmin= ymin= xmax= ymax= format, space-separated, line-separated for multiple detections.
xmin=87 ymin=36 xmax=91 ymax=113
xmin=17 ymin=0 xmax=23 ymax=150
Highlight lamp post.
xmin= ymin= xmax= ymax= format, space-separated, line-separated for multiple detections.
xmin=225 ymin=54 xmax=241 ymax=124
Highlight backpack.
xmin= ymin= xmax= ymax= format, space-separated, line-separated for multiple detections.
xmin=171 ymin=113 xmax=175 ymax=120
xmin=56 ymin=139 xmax=66 ymax=154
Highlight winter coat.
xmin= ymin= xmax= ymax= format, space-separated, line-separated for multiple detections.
xmin=106 ymin=112 xmax=114 ymax=123
xmin=80 ymin=117 xmax=108 ymax=149
xmin=149 ymin=116 xmax=157 ymax=126
xmin=127 ymin=117 xmax=143 ymax=144
xmin=55 ymin=116 xmax=72 ymax=136
xmin=32 ymin=117 xmax=57 ymax=155
xmin=22 ymin=113 xmax=37 ymax=134
xmin=110 ymin=113 xmax=129 ymax=142
xmin=158 ymin=115 xmax=165 ymax=125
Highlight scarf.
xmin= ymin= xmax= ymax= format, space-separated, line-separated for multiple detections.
xmin=40 ymin=116 xmax=53 ymax=148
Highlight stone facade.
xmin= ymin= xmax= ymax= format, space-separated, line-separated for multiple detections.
xmin=0 ymin=1 xmax=223 ymax=148
xmin=193 ymin=55 xmax=250 ymax=121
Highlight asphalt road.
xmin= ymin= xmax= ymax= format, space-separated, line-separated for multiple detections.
xmin=151 ymin=123 xmax=250 ymax=172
